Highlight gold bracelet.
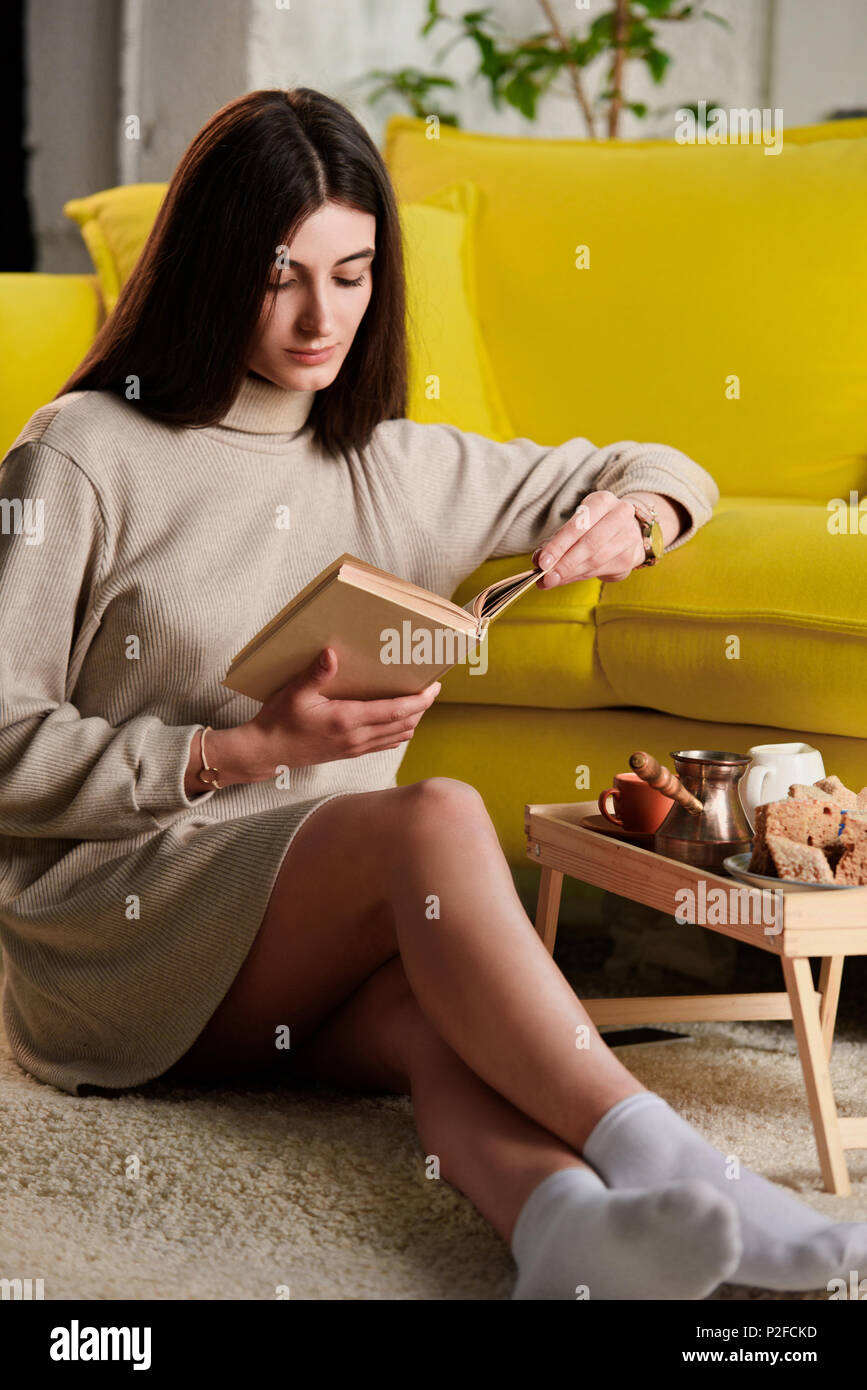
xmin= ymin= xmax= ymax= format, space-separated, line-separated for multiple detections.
xmin=197 ymin=726 xmax=223 ymax=790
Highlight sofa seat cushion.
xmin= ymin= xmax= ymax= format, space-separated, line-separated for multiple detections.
xmin=595 ymin=496 xmax=867 ymax=738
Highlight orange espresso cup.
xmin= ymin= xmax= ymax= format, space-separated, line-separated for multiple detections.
xmin=597 ymin=772 xmax=671 ymax=832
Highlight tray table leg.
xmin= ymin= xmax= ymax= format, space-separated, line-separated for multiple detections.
xmin=781 ymin=956 xmax=851 ymax=1197
xmin=534 ymin=867 xmax=563 ymax=956
xmin=818 ymin=956 xmax=844 ymax=1061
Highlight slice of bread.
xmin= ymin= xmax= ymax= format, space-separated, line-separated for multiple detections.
xmin=833 ymin=808 xmax=867 ymax=884
xmin=814 ymin=775 xmax=859 ymax=805
xmin=753 ymin=800 xmax=850 ymax=856
xmin=765 ymin=834 xmax=835 ymax=882
xmin=746 ymin=777 xmax=867 ymax=884
xmin=749 ymin=841 xmax=772 ymax=874
xmin=789 ymin=782 xmax=843 ymax=805
xmin=835 ymin=838 xmax=867 ymax=885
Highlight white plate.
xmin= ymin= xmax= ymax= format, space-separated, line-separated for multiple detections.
xmin=722 ymin=852 xmax=858 ymax=892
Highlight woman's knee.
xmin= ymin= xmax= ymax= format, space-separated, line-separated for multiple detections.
xmin=371 ymin=781 xmax=496 ymax=886
xmin=396 ymin=776 xmax=489 ymax=828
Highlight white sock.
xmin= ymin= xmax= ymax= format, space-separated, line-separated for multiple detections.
xmin=509 ymin=1163 xmax=741 ymax=1300
xmin=582 ymin=1091 xmax=867 ymax=1292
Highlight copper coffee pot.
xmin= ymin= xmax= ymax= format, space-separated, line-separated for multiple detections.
xmin=629 ymin=749 xmax=753 ymax=869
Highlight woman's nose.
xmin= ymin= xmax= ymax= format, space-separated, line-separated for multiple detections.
xmin=296 ymin=290 xmax=336 ymax=334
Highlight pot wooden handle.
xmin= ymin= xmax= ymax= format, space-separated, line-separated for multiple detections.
xmin=629 ymin=750 xmax=704 ymax=815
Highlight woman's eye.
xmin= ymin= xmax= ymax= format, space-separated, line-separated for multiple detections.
xmin=270 ymin=274 xmax=367 ymax=290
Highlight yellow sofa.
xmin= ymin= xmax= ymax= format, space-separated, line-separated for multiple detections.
xmin=391 ymin=114 xmax=867 ymax=863
xmin=2 ymin=115 xmax=865 ymax=868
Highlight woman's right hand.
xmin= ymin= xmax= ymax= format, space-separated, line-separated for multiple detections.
xmin=203 ymin=647 xmax=443 ymax=787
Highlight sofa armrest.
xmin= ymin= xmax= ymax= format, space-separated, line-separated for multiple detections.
xmin=0 ymin=272 xmax=103 ymax=457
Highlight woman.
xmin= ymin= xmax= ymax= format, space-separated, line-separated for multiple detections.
xmin=1 ymin=87 xmax=864 ymax=1301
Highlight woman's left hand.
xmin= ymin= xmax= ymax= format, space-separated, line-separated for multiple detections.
xmin=532 ymin=490 xmax=647 ymax=585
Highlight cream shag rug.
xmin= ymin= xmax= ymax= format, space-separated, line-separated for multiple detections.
xmin=1 ymin=946 xmax=865 ymax=1301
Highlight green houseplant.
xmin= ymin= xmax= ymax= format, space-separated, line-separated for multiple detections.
xmin=356 ymin=0 xmax=729 ymax=137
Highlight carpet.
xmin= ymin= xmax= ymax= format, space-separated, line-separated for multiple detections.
xmin=1 ymin=922 xmax=865 ymax=1301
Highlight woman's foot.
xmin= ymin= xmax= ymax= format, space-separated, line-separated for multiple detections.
xmin=510 ymin=1164 xmax=741 ymax=1300
xmin=582 ymin=1091 xmax=867 ymax=1292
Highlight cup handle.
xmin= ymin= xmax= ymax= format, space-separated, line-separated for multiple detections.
xmin=598 ymin=788 xmax=623 ymax=826
xmin=743 ymin=763 xmax=772 ymax=813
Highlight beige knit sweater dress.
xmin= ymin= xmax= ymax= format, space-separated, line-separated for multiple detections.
xmin=0 ymin=372 xmax=719 ymax=1096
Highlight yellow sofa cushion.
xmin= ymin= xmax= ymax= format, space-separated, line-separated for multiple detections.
xmin=62 ymin=179 xmax=513 ymax=440
xmin=384 ymin=116 xmax=867 ymax=502
xmin=595 ymin=495 xmax=867 ymax=739
xmin=64 ymin=183 xmax=167 ymax=314
xmin=0 ymin=273 xmax=103 ymax=458
xmin=400 ymin=181 xmax=513 ymax=436
xmin=451 ymin=486 xmax=867 ymax=731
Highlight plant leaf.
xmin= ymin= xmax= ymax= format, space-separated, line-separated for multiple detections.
xmin=421 ymin=0 xmax=442 ymax=37
xmin=702 ymin=10 xmax=733 ymax=30
xmin=588 ymin=12 xmax=615 ymax=42
xmin=644 ymin=47 xmax=671 ymax=83
xmin=503 ymin=71 xmax=539 ymax=120
xmin=626 ymin=21 xmax=655 ymax=49
xmin=638 ymin=0 xmax=678 ymax=15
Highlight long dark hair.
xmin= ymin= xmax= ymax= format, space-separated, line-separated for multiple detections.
xmin=56 ymin=88 xmax=408 ymax=460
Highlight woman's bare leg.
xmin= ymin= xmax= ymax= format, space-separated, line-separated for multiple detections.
xmin=167 ymin=777 xmax=644 ymax=1158
xmin=164 ymin=781 xmax=605 ymax=1243
xmin=288 ymin=958 xmax=742 ymax=1303
xmin=381 ymin=778 xmax=648 ymax=1151
xmin=287 ymin=953 xmax=590 ymax=1244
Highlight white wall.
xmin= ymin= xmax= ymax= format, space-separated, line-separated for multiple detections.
xmin=119 ymin=0 xmax=250 ymax=183
xmin=25 ymin=0 xmax=120 ymax=273
xmin=26 ymin=0 xmax=250 ymax=271
xmin=771 ymin=0 xmax=867 ymax=125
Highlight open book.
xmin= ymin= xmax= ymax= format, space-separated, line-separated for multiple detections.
xmin=221 ymin=552 xmax=551 ymax=702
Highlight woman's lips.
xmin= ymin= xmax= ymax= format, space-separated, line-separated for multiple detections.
xmin=285 ymin=345 xmax=337 ymax=364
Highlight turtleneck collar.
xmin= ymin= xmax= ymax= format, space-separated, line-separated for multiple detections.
xmin=215 ymin=371 xmax=316 ymax=435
